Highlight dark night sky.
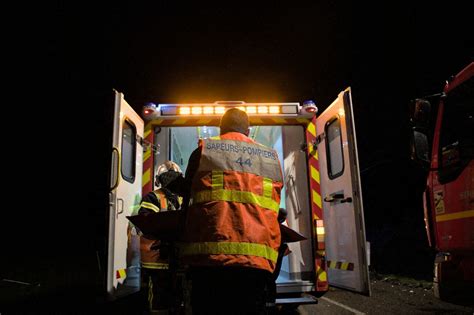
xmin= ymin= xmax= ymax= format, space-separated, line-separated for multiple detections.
xmin=62 ymin=3 xmax=471 ymax=274
xmin=13 ymin=3 xmax=472 ymax=278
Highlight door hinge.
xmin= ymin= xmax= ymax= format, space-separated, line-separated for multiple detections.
xmin=136 ymin=135 xmax=160 ymax=154
xmin=315 ymin=132 xmax=325 ymax=146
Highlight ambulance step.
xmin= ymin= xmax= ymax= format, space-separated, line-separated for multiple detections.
xmin=276 ymin=294 xmax=318 ymax=305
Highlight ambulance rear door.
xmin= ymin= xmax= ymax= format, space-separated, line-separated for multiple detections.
xmin=316 ymin=88 xmax=371 ymax=295
xmin=108 ymin=90 xmax=144 ymax=299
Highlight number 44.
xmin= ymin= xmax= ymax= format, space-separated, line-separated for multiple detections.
xmin=235 ymin=157 xmax=252 ymax=167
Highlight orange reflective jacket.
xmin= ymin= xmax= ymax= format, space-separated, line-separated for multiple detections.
xmin=181 ymin=132 xmax=283 ymax=273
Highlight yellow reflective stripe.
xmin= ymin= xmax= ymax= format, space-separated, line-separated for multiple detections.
xmin=141 ymin=201 xmax=160 ymax=213
xmin=436 ymin=210 xmax=474 ymax=222
xmin=141 ymin=262 xmax=169 ymax=269
xmin=212 ymin=170 xmax=224 ymax=190
xmin=194 ymin=189 xmax=279 ymax=213
xmin=312 ymin=190 xmax=322 ymax=209
xmin=310 ymin=165 xmax=320 ymax=184
xmin=142 ymin=169 xmax=151 ymax=187
xmin=143 ymin=148 xmax=151 ymax=163
xmin=307 ymin=122 xmax=316 ymax=137
xmin=263 ymin=177 xmax=273 ymax=199
xmin=181 ymin=241 xmax=278 ymax=263
xmin=144 ymin=128 xmax=152 ymax=139
xmin=210 ymin=136 xmax=221 ymax=140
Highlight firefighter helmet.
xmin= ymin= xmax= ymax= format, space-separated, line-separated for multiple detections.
xmin=155 ymin=161 xmax=183 ymax=188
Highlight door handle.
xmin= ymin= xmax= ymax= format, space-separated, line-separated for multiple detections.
xmin=324 ymin=194 xmax=352 ymax=203
xmin=117 ymin=198 xmax=124 ymax=216
xmin=110 ymin=148 xmax=119 ymax=191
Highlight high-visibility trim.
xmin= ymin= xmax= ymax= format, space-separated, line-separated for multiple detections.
xmin=436 ymin=209 xmax=474 ymax=222
xmin=327 ymin=260 xmax=354 ymax=271
xmin=313 ymin=216 xmax=324 ymax=247
xmin=310 ymin=165 xmax=320 ymax=184
xmin=212 ymin=171 xmax=224 ymax=190
xmin=148 ymin=276 xmax=153 ymax=310
xmin=316 ymin=263 xmax=327 ymax=282
xmin=196 ymin=119 xmax=213 ymax=125
xmin=142 ymin=169 xmax=151 ymax=188
xmin=172 ymin=118 xmax=188 ymax=125
xmin=141 ymin=201 xmax=160 ymax=213
xmin=193 ymin=189 xmax=280 ymax=213
xmin=143 ymin=148 xmax=151 ymax=163
xmin=263 ymin=177 xmax=273 ymax=199
xmin=312 ymin=190 xmax=322 ymax=209
xmin=141 ymin=262 xmax=170 ymax=269
xmin=153 ymin=191 xmax=167 ymax=209
xmin=147 ymin=117 xmax=311 ymax=128
xmin=142 ymin=125 xmax=155 ymax=195
xmin=210 ymin=136 xmax=221 ymax=140
xmin=180 ymin=241 xmax=278 ymax=263
xmin=307 ymin=122 xmax=316 ymax=137
xmin=271 ymin=117 xmax=287 ymax=124
xmin=116 ymin=269 xmax=127 ymax=279
xmin=144 ymin=129 xmax=152 ymax=139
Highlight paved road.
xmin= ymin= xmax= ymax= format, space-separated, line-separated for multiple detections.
xmin=297 ymin=275 xmax=473 ymax=315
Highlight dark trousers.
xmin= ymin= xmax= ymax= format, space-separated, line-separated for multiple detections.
xmin=141 ymin=267 xmax=173 ymax=312
xmin=189 ymin=266 xmax=272 ymax=315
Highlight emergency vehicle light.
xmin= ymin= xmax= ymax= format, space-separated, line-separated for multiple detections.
xmin=158 ymin=103 xmax=300 ymax=116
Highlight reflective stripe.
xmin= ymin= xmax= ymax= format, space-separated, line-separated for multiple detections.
xmin=141 ymin=201 xmax=160 ymax=213
xmin=148 ymin=276 xmax=153 ymax=310
xmin=141 ymin=262 xmax=170 ymax=269
xmin=210 ymin=136 xmax=221 ymax=140
xmin=153 ymin=191 xmax=167 ymax=209
xmin=212 ymin=170 xmax=224 ymax=190
xmin=193 ymin=189 xmax=279 ymax=213
xmin=181 ymin=241 xmax=278 ymax=263
xmin=436 ymin=209 xmax=474 ymax=222
xmin=263 ymin=177 xmax=273 ymax=199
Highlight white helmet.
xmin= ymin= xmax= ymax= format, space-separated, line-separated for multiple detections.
xmin=155 ymin=161 xmax=182 ymax=187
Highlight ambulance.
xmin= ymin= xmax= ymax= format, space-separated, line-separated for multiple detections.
xmin=107 ymin=88 xmax=371 ymax=309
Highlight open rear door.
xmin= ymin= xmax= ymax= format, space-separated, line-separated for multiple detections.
xmin=316 ymin=88 xmax=371 ymax=295
xmin=108 ymin=90 xmax=144 ymax=298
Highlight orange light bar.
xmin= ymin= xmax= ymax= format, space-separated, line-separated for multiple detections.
xmin=269 ymin=106 xmax=280 ymax=114
xmin=167 ymin=104 xmax=295 ymax=116
xmin=246 ymin=106 xmax=257 ymax=114
xmin=203 ymin=106 xmax=214 ymax=114
xmin=191 ymin=107 xmax=202 ymax=115
xmin=215 ymin=106 xmax=226 ymax=114
xmin=179 ymin=107 xmax=191 ymax=115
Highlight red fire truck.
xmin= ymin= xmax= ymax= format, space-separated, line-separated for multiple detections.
xmin=410 ymin=62 xmax=473 ymax=300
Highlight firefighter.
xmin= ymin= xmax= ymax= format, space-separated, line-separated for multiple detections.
xmin=139 ymin=160 xmax=183 ymax=314
xmin=180 ymin=108 xmax=284 ymax=314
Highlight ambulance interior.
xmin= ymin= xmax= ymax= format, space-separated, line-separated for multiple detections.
xmin=154 ymin=125 xmax=315 ymax=292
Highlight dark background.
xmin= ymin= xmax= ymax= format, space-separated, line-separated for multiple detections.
xmin=5 ymin=2 xmax=472 ymax=304
xmin=55 ymin=2 xmax=472 ymax=274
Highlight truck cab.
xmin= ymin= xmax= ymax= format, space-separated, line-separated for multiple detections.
xmin=410 ymin=62 xmax=474 ymax=300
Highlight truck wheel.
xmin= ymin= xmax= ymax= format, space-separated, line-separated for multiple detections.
xmin=433 ymin=281 xmax=451 ymax=300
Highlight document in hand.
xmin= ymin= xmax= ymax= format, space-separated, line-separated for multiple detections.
xmin=280 ymin=224 xmax=307 ymax=243
xmin=127 ymin=211 xmax=184 ymax=241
